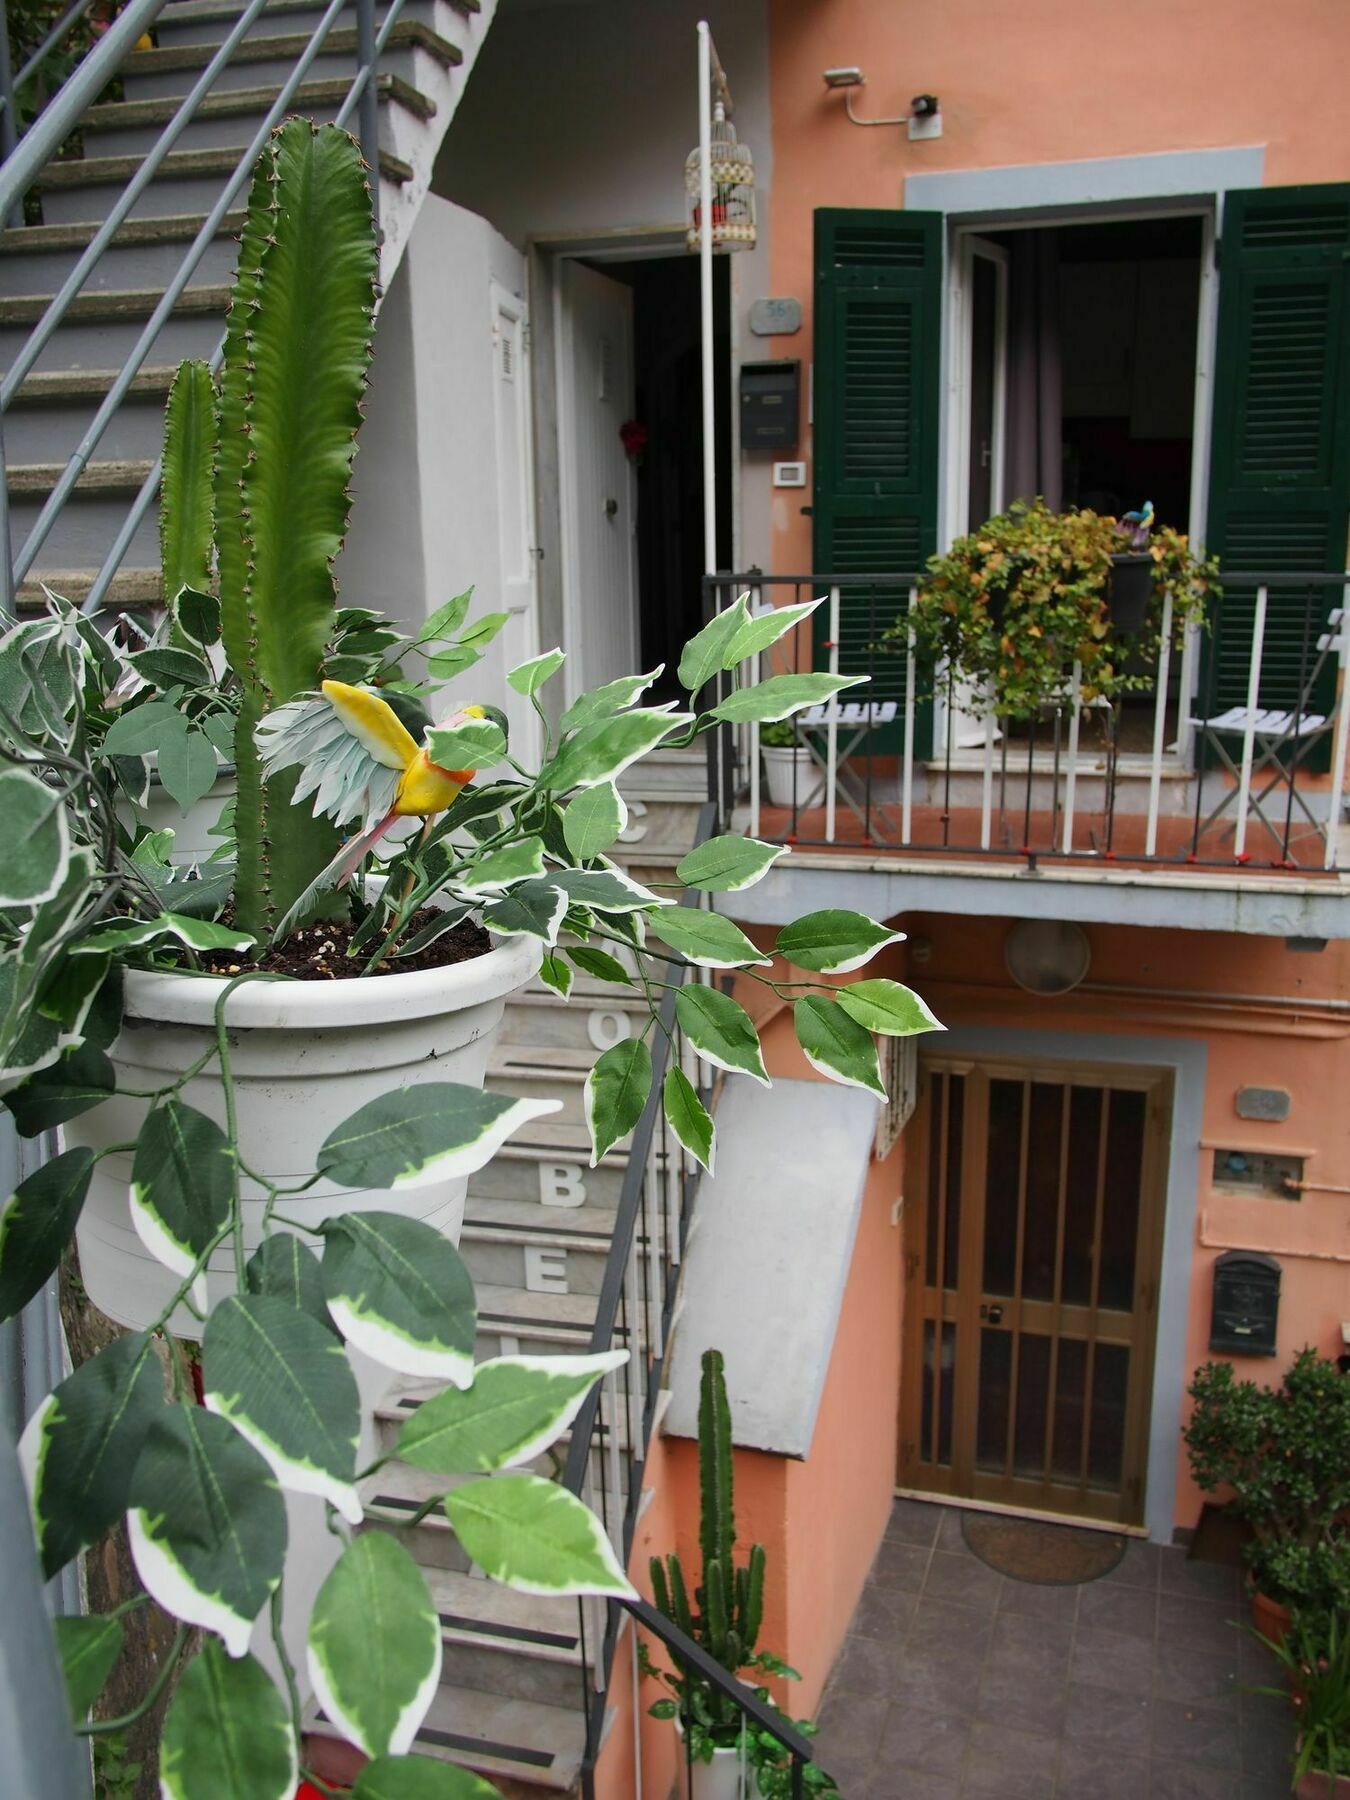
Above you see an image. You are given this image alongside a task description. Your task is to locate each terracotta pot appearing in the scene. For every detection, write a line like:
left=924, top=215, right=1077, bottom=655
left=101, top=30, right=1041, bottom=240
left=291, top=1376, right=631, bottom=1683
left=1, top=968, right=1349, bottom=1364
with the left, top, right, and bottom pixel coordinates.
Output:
left=1295, top=1769, right=1350, bottom=1798
left=1250, top=1585, right=1293, bottom=1646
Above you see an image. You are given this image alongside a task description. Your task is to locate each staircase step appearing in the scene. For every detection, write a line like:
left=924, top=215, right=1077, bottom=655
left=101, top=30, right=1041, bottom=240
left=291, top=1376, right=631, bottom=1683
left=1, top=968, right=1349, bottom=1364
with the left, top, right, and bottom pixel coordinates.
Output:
left=422, top=1568, right=585, bottom=1709
left=311, top=1682, right=587, bottom=1792
left=80, top=71, right=435, bottom=160
left=123, top=19, right=461, bottom=82
left=489, top=1049, right=593, bottom=1127
left=15, top=566, right=161, bottom=611
left=459, top=1199, right=629, bottom=1296
left=0, top=210, right=247, bottom=298
left=3, top=368, right=183, bottom=464
left=474, top=1281, right=600, bottom=1356
left=7, top=459, right=155, bottom=498
left=500, top=988, right=650, bottom=1053
left=470, top=1138, right=636, bottom=1210
left=154, top=0, right=477, bottom=41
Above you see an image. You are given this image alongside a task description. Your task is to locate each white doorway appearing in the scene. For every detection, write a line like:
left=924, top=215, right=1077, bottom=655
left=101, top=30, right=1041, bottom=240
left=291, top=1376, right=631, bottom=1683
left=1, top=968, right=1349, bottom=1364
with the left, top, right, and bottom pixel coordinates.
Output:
left=556, top=259, right=639, bottom=697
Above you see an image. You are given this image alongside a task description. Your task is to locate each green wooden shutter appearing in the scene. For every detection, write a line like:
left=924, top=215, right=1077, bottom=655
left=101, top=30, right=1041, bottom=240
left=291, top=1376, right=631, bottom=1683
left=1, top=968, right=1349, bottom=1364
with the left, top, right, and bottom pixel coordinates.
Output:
left=813, top=208, right=942, bottom=752
left=1204, top=184, right=1350, bottom=746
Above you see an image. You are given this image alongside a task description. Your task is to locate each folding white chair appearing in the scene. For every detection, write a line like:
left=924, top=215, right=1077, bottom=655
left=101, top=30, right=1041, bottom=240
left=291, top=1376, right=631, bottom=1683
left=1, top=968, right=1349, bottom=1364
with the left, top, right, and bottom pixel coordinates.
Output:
left=796, top=700, right=899, bottom=835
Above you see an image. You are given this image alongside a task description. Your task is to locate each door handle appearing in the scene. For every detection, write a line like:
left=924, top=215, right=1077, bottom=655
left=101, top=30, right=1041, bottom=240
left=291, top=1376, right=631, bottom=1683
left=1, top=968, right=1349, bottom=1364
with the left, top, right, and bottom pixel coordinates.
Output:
left=979, top=1303, right=1004, bottom=1324
left=604, top=497, right=618, bottom=518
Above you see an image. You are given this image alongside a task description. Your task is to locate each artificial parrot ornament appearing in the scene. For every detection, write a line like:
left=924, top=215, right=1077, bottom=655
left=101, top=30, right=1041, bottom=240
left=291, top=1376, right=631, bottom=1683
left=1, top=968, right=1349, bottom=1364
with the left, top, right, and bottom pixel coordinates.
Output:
left=1118, top=499, right=1155, bottom=550
left=257, top=680, right=502, bottom=888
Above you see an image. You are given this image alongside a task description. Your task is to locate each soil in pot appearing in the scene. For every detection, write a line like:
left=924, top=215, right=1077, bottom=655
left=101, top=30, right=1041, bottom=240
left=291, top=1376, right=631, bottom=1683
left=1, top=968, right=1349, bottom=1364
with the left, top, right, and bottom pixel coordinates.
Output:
left=197, top=909, right=492, bottom=979
left=1108, top=553, right=1153, bottom=632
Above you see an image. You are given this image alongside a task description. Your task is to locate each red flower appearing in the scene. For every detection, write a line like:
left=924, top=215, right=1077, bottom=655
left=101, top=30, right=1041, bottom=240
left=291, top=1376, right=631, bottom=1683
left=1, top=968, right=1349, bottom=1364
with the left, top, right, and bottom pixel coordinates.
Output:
left=619, top=419, right=649, bottom=460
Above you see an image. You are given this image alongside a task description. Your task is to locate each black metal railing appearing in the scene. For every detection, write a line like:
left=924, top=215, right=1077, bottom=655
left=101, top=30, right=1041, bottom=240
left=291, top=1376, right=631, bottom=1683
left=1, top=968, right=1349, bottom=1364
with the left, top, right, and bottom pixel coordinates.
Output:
left=0, top=0, right=399, bottom=618
left=704, top=569, right=1350, bottom=875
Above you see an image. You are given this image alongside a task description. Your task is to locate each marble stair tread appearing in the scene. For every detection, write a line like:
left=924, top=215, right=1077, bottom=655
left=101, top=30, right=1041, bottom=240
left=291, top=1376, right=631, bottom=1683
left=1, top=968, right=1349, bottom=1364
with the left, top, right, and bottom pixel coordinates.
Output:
left=491, top=1044, right=604, bottom=1076
left=478, top=1116, right=629, bottom=1160
left=462, top=1195, right=621, bottom=1242
left=473, top=1282, right=600, bottom=1336
left=421, top=1568, right=585, bottom=1665
left=308, top=1683, right=587, bottom=1793
left=120, top=19, right=463, bottom=78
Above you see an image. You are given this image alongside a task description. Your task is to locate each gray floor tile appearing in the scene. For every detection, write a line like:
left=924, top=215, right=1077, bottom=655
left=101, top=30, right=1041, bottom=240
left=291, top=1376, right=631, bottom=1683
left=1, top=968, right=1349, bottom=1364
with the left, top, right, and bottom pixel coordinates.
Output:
left=1150, top=1698, right=1242, bottom=1768
left=964, top=1720, right=1058, bottom=1799
left=909, top=1595, right=994, bottom=1659
left=975, top=1659, right=1069, bottom=1736
left=997, top=1575, right=1082, bottom=1623
left=1148, top=1758, right=1243, bottom=1799
left=1158, top=1550, right=1242, bottom=1603
left=989, top=1609, right=1075, bottom=1668
left=812, top=1751, right=874, bottom=1797
left=885, top=1498, right=943, bottom=1547
left=1152, top=1639, right=1240, bottom=1711
left=1098, top=1538, right=1165, bottom=1592
left=1157, top=1592, right=1245, bottom=1653
left=923, top=1548, right=1004, bottom=1609
left=877, top=1701, right=970, bottom=1776
left=888, top=1644, right=981, bottom=1715
left=1070, top=1622, right=1157, bottom=1696
left=827, top=1635, right=897, bottom=1704
left=1077, top=1579, right=1159, bottom=1641
left=864, top=1766, right=960, bottom=1800
left=813, top=1690, right=889, bottom=1766
left=1062, top=1681, right=1154, bottom=1752
left=870, top=1537, right=931, bottom=1593
left=849, top=1583, right=918, bottom=1641
left=935, top=1506, right=973, bottom=1553
left=1239, top=1701, right=1297, bottom=1784
left=1057, top=1739, right=1151, bottom=1798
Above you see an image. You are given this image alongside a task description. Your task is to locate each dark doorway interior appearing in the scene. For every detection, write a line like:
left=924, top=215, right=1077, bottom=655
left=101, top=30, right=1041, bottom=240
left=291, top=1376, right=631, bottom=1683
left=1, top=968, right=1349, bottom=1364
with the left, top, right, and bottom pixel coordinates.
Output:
left=598, top=254, right=731, bottom=698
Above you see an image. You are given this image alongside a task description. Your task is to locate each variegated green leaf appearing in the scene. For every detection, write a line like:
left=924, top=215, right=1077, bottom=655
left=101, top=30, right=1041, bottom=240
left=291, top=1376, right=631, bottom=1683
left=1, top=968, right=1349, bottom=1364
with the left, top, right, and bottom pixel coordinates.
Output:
left=674, top=985, right=770, bottom=1087
left=5, top=1040, right=115, bottom=1136
left=506, top=647, right=565, bottom=695
left=0, top=1146, right=94, bottom=1322
left=397, top=1349, right=627, bottom=1474
left=458, top=836, right=546, bottom=893
left=423, top=718, right=507, bottom=771
left=793, top=995, right=886, bottom=1098
left=308, top=1535, right=441, bottom=1759
left=675, top=835, right=787, bottom=893
left=648, top=909, right=771, bottom=971
left=445, top=1474, right=637, bottom=1598
left=245, top=1232, right=337, bottom=1336
left=354, top=1755, right=500, bottom=1799
left=663, top=1066, right=714, bottom=1174
left=584, top=1037, right=652, bottom=1166
left=130, top=1099, right=234, bottom=1312
left=552, top=866, right=666, bottom=913
left=835, top=978, right=945, bottom=1037
left=203, top=1293, right=360, bottom=1522
left=480, top=879, right=567, bottom=944
left=567, top=945, right=633, bottom=987
left=721, top=596, right=823, bottom=667
left=320, top=1211, right=477, bottom=1385
left=159, top=1644, right=297, bottom=1800
left=710, top=672, right=865, bottom=724
left=73, top=913, right=256, bottom=957
left=19, top=1331, right=160, bottom=1577
left=558, top=666, right=664, bottom=735
left=158, top=727, right=220, bottom=816
left=678, top=594, right=749, bottom=693
left=775, top=909, right=905, bottom=974
left=54, top=1612, right=123, bottom=1721
left=543, top=708, right=693, bottom=793
left=318, top=1084, right=561, bottom=1191
left=561, top=781, right=627, bottom=860
left=0, top=766, right=70, bottom=905
left=537, top=952, right=573, bottom=999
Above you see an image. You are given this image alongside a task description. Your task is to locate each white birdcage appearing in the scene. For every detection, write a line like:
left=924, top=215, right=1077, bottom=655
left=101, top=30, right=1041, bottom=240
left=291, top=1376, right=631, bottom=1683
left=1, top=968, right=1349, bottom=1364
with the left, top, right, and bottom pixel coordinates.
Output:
left=685, top=101, right=756, bottom=252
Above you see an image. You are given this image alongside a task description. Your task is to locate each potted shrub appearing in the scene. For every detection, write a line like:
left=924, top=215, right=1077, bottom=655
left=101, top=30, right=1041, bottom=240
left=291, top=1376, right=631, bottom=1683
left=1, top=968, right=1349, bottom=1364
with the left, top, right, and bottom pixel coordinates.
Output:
left=642, top=1351, right=837, bottom=1800
left=1256, top=1609, right=1350, bottom=1797
left=884, top=499, right=1215, bottom=722
left=1184, top=1351, right=1350, bottom=1637
left=759, top=717, right=823, bottom=810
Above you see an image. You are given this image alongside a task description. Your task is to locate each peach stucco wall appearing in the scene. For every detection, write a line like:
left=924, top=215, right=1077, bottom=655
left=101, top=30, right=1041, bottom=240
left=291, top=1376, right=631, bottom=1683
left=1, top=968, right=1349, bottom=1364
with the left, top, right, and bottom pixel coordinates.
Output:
left=761, top=0, right=1350, bottom=574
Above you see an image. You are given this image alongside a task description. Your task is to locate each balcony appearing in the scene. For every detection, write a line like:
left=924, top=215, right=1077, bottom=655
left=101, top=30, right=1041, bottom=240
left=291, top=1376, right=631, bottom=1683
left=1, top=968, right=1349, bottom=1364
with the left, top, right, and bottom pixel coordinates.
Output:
left=706, top=571, right=1350, bottom=939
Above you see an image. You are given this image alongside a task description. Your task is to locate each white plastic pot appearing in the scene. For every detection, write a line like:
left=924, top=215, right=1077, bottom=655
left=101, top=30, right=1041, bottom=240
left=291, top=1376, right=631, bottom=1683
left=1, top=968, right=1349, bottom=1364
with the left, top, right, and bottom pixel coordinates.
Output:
left=68, top=930, right=541, bottom=1335
left=690, top=1749, right=754, bottom=1800
left=116, top=764, right=237, bottom=867
left=761, top=744, right=823, bottom=811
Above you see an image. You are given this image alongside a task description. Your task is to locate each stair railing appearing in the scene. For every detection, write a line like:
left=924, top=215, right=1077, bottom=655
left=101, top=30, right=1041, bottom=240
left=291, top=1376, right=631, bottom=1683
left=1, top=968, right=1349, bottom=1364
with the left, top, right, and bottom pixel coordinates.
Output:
left=0, top=0, right=396, bottom=619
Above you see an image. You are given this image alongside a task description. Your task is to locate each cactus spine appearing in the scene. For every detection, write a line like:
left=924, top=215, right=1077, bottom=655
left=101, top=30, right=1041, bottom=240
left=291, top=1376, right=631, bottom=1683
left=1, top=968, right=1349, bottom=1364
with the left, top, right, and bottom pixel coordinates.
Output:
left=214, top=119, right=378, bottom=932
left=649, top=1348, right=766, bottom=1691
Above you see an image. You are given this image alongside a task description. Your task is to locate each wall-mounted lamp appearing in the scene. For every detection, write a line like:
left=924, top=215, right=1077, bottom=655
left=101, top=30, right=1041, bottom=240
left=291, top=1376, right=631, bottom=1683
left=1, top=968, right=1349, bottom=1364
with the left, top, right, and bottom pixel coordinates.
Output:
left=821, top=67, right=942, bottom=139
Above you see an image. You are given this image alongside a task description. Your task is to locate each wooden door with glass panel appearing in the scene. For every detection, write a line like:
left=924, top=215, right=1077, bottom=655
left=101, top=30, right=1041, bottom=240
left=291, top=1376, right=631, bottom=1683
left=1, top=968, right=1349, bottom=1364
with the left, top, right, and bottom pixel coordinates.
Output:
left=900, top=1057, right=1170, bottom=1526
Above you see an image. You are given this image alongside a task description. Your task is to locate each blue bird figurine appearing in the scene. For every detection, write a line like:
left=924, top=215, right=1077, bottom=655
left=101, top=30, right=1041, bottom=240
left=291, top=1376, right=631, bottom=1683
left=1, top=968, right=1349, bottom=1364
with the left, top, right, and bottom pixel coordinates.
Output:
left=1119, top=499, right=1155, bottom=550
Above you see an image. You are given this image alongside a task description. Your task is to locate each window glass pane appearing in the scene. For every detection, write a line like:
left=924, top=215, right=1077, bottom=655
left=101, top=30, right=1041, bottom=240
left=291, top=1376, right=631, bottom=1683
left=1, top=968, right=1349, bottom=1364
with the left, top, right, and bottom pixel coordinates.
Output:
left=938, top=1321, right=957, bottom=1467
left=1098, top=1090, right=1146, bottom=1311
left=942, top=1077, right=964, bottom=1291
left=1020, top=1085, right=1065, bottom=1302
left=921, top=1318, right=935, bottom=1459
left=924, top=1077, right=943, bottom=1286
left=1088, top=1343, right=1130, bottom=1491
left=1061, top=1086, right=1103, bottom=1307
left=976, top=1326, right=1012, bottom=1473
left=982, top=1079, right=1023, bottom=1296
left=1052, top=1337, right=1087, bottom=1481
left=1014, top=1331, right=1051, bottom=1479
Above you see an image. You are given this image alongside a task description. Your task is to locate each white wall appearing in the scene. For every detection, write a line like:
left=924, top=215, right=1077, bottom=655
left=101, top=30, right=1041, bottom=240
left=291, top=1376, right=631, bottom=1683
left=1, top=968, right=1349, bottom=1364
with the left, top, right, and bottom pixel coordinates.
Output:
left=342, top=194, right=542, bottom=759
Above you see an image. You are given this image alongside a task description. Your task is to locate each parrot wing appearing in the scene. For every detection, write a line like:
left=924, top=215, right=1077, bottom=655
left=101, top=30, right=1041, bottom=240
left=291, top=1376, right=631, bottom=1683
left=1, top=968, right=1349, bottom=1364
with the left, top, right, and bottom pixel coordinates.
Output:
left=255, top=693, right=399, bottom=829
left=321, top=679, right=420, bottom=769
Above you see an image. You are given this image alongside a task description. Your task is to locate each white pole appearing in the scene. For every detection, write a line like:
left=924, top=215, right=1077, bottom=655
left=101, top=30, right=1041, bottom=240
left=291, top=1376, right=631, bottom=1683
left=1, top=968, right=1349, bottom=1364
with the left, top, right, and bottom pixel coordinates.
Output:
left=1233, top=585, right=1267, bottom=860
left=901, top=584, right=917, bottom=844
left=1145, top=588, right=1174, bottom=858
left=697, top=21, right=716, bottom=578
left=825, top=584, right=840, bottom=843
left=1324, top=587, right=1350, bottom=871
left=1062, top=662, right=1082, bottom=854
left=980, top=710, right=995, bottom=850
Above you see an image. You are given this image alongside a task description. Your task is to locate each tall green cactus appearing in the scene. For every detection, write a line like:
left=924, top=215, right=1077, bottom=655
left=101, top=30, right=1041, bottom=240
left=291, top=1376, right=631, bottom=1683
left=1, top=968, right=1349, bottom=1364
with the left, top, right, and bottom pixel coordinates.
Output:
left=159, top=359, right=216, bottom=606
left=215, top=119, right=378, bottom=932
left=649, top=1348, right=767, bottom=1691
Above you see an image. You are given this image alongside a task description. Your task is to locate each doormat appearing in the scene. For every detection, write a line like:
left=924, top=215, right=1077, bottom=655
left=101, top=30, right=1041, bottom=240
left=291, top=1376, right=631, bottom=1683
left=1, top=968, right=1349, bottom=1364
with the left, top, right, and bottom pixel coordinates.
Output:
left=960, top=1512, right=1127, bottom=1585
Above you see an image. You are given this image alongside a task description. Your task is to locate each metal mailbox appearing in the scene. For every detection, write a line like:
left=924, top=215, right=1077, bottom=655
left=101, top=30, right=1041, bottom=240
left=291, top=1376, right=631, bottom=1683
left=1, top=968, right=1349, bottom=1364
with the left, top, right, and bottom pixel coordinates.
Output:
left=1209, top=1250, right=1281, bottom=1357
left=739, top=359, right=800, bottom=451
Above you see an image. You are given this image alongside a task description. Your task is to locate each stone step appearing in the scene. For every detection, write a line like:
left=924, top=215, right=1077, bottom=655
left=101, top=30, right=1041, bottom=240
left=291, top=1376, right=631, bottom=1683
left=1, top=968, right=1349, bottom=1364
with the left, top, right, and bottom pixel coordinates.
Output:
left=118, top=20, right=459, bottom=106
left=473, top=1281, right=601, bottom=1359
left=0, top=212, right=245, bottom=297
left=422, top=1567, right=585, bottom=1711
left=488, top=1049, right=594, bottom=1128
left=458, top=1199, right=632, bottom=1296
left=7, top=459, right=160, bottom=570
left=79, top=70, right=434, bottom=161
left=308, top=1681, right=587, bottom=1793
left=153, top=0, right=476, bottom=48
left=35, top=140, right=412, bottom=228
left=617, top=745, right=710, bottom=794
left=499, top=986, right=650, bottom=1053
left=4, top=368, right=183, bottom=467
left=607, top=790, right=706, bottom=855
left=0, top=279, right=232, bottom=375
left=15, top=565, right=161, bottom=612
left=470, top=1136, right=638, bottom=1210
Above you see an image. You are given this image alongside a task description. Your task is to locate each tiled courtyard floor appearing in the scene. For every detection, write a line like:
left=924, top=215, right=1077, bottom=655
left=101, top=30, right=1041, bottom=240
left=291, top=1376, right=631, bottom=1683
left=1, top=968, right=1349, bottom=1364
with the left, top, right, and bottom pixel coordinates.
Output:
left=814, top=1498, right=1297, bottom=1799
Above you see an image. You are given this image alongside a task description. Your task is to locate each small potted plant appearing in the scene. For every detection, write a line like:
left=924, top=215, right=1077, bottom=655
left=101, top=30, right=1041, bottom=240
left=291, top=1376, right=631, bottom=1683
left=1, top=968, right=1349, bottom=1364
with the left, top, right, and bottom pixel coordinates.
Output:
left=1184, top=1351, right=1350, bottom=1640
left=642, top=1350, right=837, bottom=1799
left=884, top=499, right=1215, bottom=722
left=1256, top=1608, right=1350, bottom=1797
left=759, top=717, right=823, bottom=810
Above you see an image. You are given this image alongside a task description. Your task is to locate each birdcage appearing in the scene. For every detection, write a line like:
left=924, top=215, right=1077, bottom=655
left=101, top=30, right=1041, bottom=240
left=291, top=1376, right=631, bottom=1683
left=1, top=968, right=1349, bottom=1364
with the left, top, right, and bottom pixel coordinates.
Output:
left=685, top=102, right=756, bottom=251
